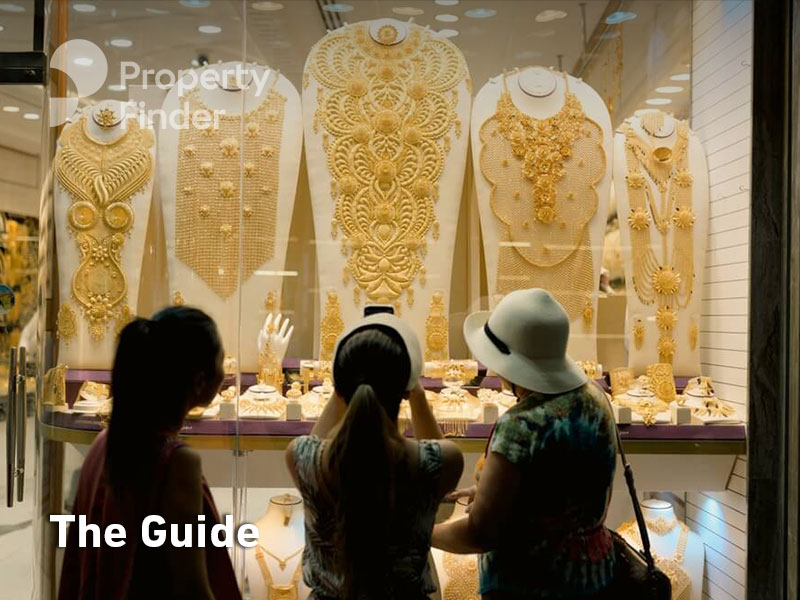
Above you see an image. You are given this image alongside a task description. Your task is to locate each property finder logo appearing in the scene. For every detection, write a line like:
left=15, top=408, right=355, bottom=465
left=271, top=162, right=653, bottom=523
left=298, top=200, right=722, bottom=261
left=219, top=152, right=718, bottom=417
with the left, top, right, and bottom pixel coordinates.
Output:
left=49, top=39, right=108, bottom=127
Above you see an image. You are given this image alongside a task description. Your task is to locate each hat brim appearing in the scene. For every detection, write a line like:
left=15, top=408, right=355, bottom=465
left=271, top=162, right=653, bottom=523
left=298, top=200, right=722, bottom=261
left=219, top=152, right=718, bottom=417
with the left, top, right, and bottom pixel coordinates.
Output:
left=463, top=311, right=588, bottom=395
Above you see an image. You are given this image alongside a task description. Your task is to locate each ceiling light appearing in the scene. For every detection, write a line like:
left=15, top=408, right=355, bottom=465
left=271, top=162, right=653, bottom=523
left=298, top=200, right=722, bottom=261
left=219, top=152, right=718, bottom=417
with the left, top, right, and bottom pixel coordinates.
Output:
left=198, top=24, right=222, bottom=33
left=0, top=3, right=24, bottom=12
left=670, top=73, right=690, bottom=81
left=252, top=1, right=284, bottom=10
left=2, top=105, right=20, bottom=112
left=322, top=3, right=353, bottom=12
left=435, top=0, right=459, bottom=5
left=23, top=113, right=39, bottom=120
left=656, top=86, right=683, bottom=94
left=645, top=98, right=672, bottom=106
left=392, top=6, right=423, bottom=16
left=109, top=38, right=133, bottom=48
left=435, top=14, right=458, bottom=22
left=74, top=57, right=94, bottom=66
left=531, top=29, right=556, bottom=38
left=145, top=7, right=169, bottom=14
left=465, top=7, right=496, bottom=18
left=72, top=3, right=96, bottom=12
left=605, top=11, right=636, bottom=24
left=437, top=29, right=458, bottom=38
left=107, top=83, right=127, bottom=92
left=180, top=0, right=210, bottom=7
left=536, top=9, right=567, bottom=23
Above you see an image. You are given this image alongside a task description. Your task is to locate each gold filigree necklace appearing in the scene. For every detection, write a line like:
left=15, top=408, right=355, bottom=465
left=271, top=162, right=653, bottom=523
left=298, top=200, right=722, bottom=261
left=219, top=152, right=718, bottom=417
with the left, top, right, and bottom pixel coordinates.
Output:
left=308, top=23, right=467, bottom=308
left=54, top=117, right=154, bottom=341
left=480, top=71, right=605, bottom=326
left=619, top=520, right=691, bottom=600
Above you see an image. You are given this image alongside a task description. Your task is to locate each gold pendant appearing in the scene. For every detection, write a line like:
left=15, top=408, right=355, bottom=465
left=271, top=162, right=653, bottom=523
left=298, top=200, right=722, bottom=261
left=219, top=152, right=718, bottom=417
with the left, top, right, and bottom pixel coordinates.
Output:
left=42, top=364, right=68, bottom=406
left=264, top=291, right=277, bottom=314
left=173, top=291, right=185, bottom=306
left=57, top=303, right=78, bottom=342
left=689, top=319, right=698, bottom=351
left=319, top=290, right=344, bottom=362
left=646, top=362, right=676, bottom=403
left=425, top=291, right=449, bottom=361
left=632, top=320, right=645, bottom=350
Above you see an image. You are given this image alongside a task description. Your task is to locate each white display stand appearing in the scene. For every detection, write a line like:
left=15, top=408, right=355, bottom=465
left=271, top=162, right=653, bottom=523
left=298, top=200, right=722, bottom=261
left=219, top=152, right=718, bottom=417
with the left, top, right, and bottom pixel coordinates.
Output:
left=619, top=499, right=704, bottom=600
left=158, top=62, right=302, bottom=371
left=54, top=100, right=155, bottom=369
left=471, top=67, right=612, bottom=362
left=245, top=493, right=310, bottom=600
left=612, top=111, right=709, bottom=376
left=302, top=19, right=471, bottom=356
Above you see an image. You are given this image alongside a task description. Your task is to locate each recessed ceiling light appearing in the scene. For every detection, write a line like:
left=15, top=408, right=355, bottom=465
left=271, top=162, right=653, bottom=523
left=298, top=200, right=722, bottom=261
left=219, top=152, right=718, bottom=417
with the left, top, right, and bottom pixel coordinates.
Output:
left=74, top=57, right=94, bottom=66
left=645, top=98, right=672, bottom=106
left=670, top=73, right=690, bottom=81
left=435, top=0, right=459, bottom=5
left=656, top=86, right=683, bottom=94
left=465, top=7, right=496, bottom=18
left=180, top=0, right=210, bottom=7
left=536, top=9, right=567, bottom=23
left=438, top=28, right=459, bottom=38
left=322, top=3, right=353, bottom=12
left=435, top=14, right=458, bottom=22
left=107, top=83, right=127, bottom=92
left=72, top=3, right=96, bottom=12
left=109, top=38, right=133, bottom=48
left=2, top=105, right=20, bottom=112
left=0, top=3, right=24, bottom=13
left=23, top=113, right=39, bottom=120
left=531, top=29, right=556, bottom=38
left=392, top=6, right=423, bottom=16
left=198, top=24, right=222, bottom=33
left=252, top=1, right=284, bottom=10
left=605, top=11, right=636, bottom=24
left=145, top=7, right=169, bottom=14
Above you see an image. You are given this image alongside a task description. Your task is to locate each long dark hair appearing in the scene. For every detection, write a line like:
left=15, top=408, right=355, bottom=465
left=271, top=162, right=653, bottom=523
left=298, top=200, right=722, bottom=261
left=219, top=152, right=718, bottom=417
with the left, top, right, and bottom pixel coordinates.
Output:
left=327, top=327, right=411, bottom=600
left=106, top=306, right=222, bottom=498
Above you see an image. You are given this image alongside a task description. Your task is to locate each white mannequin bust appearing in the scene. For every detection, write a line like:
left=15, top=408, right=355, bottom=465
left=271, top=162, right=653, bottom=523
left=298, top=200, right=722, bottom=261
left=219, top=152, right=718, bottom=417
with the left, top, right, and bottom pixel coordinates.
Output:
left=245, top=493, right=309, bottom=600
left=158, top=62, right=302, bottom=372
left=612, top=110, right=709, bottom=376
left=302, top=19, right=471, bottom=359
left=54, top=99, right=155, bottom=369
left=620, top=499, right=704, bottom=600
left=471, top=67, right=612, bottom=361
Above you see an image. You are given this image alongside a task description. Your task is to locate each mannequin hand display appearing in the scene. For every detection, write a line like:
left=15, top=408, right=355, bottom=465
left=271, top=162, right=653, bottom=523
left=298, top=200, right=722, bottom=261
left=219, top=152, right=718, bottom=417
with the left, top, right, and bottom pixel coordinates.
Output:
left=257, top=313, right=294, bottom=363
left=408, top=382, right=444, bottom=440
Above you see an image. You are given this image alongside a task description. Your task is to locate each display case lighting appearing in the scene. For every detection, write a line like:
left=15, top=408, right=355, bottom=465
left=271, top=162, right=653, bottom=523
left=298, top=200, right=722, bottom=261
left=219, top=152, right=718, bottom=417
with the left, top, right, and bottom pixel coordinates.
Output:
left=73, top=57, right=94, bottom=66
left=145, top=7, right=169, bottom=14
left=252, top=1, right=284, bottom=10
left=645, top=98, right=672, bottom=106
left=656, top=86, right=683, bottom=94
left=435, top=0, right=459, bottom=6
left=322, top=3, right=353, bottom=12
left=109, top=38, right=133, bottom=48
left=670, top=73, right=691, bottom=81
left=0, top=3, right=24, bottom=12
left=605, top=11, right=636, bottom=24
left=535, top=10, right=567, bottom=23
left=438, top=28, right=458, bottom=38
left=2, top=105, right=20, bottom=112
left=72, top=3, right=97, bottom=13
left=392, top=6, right=424, bottom=16
left=465, top=8, right=496, bottom=19
left=23, top=113, right=39, bottom=121
left=198, top=24, right=222, bottom=34
left=180, top=0, right=211, bottom=7
left=435, top=14, right=458, bottom=22
left=107, top=83, right=126, bottom=92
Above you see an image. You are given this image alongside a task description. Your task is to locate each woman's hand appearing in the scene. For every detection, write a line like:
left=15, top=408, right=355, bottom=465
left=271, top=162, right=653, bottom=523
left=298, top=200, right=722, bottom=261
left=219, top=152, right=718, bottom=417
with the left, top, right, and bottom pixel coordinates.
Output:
left=408, top=382, right=443, bottom=440
left=445, top=485, right=476, bottom=510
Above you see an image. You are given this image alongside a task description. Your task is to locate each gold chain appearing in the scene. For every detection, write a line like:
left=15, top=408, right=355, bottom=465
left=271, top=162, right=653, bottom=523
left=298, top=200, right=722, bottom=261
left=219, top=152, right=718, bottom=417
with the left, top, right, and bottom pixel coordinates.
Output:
left=308, top=24, right=466, bottom=307
left=319, top=289, right=344, bottom=362
left=54, top=117, right=153, bottom=341
left=618, top=520, right=691, bottom=600
left=425, top=290, right=449, bottom=361
left=480, top=71, right=605, bottom=323
left=175, top=86, right=285, bottom=300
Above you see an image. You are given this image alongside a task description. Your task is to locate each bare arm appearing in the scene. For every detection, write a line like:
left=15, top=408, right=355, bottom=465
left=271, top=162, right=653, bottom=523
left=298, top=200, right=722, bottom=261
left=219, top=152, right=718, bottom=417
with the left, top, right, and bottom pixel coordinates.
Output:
left=161, top=447, right=216, bottom=600
left=431, top=451, right=521, bottom=554
left=310, top=391, right=347, bottom=438
left=408, top=383, right=443, bottom=440
left=436, top=440, right=464, bottom=499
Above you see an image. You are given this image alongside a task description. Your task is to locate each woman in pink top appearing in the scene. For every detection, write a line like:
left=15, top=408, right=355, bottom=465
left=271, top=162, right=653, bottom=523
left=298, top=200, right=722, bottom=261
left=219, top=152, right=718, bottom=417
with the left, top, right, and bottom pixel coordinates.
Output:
left=58, top=307, right=241, bottom=600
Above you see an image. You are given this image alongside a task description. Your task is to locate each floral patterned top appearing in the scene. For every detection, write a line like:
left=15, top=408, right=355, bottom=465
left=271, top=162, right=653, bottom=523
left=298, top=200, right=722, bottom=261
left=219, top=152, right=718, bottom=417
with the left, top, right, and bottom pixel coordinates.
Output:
left=479, top=382, right=617, bottom=598
left=293, top=435, right=443, bottom=600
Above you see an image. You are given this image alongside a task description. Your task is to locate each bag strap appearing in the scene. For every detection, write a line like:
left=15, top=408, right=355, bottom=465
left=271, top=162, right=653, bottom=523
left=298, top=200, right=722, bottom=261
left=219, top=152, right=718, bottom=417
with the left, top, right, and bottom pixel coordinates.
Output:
left=595, top=382, right=657, bottom=571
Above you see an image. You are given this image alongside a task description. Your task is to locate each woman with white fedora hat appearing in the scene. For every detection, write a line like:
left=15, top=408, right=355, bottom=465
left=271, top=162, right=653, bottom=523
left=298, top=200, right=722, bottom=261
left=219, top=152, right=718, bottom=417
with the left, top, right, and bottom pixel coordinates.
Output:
left=285, top=313, right=464, bottom=600
left=432, top=288, right=618, bottom=599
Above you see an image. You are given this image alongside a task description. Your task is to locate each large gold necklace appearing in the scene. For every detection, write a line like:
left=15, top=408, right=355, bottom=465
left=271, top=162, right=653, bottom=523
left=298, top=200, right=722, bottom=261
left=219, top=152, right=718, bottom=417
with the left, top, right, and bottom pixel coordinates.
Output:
left=54, top=117, right=154, bottom=341
left=442, top=552, right=480, bottom=600
left=308, top=23, right=467, bottom=308
left=175, top=84, right=285, bottom=300
left=480, top=71, right=605, bottom=325
left=255, top=545, right=303, bottom=600
left=622, top=117, right=694, bottom=364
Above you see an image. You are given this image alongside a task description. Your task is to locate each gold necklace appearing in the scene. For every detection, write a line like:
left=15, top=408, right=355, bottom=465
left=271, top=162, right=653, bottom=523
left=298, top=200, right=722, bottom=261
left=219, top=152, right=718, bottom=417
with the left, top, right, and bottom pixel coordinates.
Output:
left=308, top=23, right=466, bottom=309
left=258, top=544, right=304, bottom=571
left=618, top=521, right=691, bottom=600
left=54, top=117, right=153, bottom=341
left=174, top=84, right=285, bottom=300
left=255, top=545, right=303, bottom=600
left=442, top=552, right=480, bottom=600
left=425, top=290, right=449, bottom=361
left=622, top=117, right=694, bottom=365
left=319, top=289, right=344, bottom=362
left=480, top=71, right=605, bottom=325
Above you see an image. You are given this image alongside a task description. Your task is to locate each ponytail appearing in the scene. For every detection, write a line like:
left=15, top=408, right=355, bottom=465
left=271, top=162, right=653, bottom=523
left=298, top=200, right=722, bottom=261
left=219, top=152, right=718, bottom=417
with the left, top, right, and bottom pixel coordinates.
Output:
left=327, top=327, right=411, bottom=599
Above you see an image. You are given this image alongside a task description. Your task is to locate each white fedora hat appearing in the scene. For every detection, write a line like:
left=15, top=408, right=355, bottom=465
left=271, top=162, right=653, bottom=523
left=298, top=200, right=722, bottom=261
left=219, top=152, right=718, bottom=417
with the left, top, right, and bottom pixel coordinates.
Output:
left=463, top=288, right=587, bottom=395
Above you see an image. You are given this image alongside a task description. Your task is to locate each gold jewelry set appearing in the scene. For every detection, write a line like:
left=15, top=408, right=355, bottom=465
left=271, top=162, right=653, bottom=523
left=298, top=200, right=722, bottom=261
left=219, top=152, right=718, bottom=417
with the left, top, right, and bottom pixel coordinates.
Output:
left=684, top=376, right=736, bottom=419
left=622, top=115, right=695, bottom=365
left=255, top=544, right=303, bottom=600
left=479, top=70, right=604, bottom=327
left=55, top=117, right=153, bottom=342
left=577, top=360, right=603, bottom=379
left=308, top=23, right=466, bottom=311
left=618, top=519, right=692, bottom=600
left=175, top=84, right=285, bottom=301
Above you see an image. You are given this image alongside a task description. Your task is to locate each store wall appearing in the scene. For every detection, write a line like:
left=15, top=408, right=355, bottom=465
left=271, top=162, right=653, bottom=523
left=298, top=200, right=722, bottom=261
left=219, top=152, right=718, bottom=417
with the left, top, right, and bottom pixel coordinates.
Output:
left=688, top=1, right=752, bottom=598
left=0, top=145, right=39, bottom=218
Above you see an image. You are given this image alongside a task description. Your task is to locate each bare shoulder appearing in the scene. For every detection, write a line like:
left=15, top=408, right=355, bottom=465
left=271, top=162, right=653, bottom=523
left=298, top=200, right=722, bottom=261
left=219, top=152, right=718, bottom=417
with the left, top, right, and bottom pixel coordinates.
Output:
left=437, top=440, right=464, bottom=469
left=162, top=445, right=204, bottom=518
